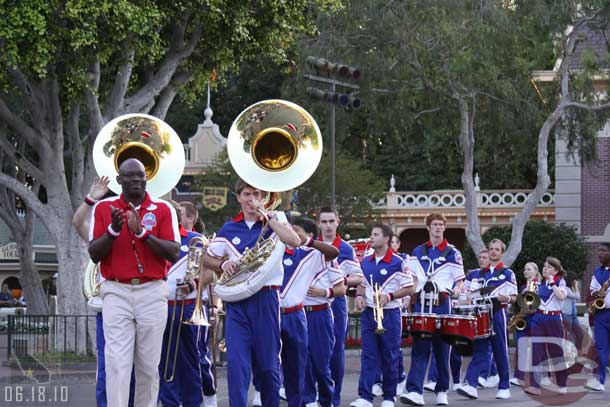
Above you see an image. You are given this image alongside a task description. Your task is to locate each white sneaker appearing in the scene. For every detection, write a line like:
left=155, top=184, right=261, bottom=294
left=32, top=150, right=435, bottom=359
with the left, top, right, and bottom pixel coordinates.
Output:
left=495, top=389, right=510, bottom=399
left=397, top=379, right=407, bottom=396
left=451, top=383, right=462, bottom=392
left=372, top=383, right=383, bottom=397
left=400, top=391, right=425, bottom=406
left=436, top=391, right=448, bottom=406
left=509, top=377, right=522, bottom=387
left=424, top=381, right=437, bottom=392
left=485, top=374, right=499, bottom=388
left=477, top=377, right=487, bottom=388
left=381, top=400, right=395, bottom=407
left=557, top=387, right=568, bottom=394
left=540, top=376, right=552, bottom=386
left=349, top=398, right=373, bottom=407
left=252, top=391, right=262, bottom=407
left=305, top=403, right=318, bottom=407
left=203, top=394, right=217, bottom=407
left=456, top=384, right=478, bottom=399
left=279, top=387, right=287, bottom=400
left=585, top=378, right=605, bottom=391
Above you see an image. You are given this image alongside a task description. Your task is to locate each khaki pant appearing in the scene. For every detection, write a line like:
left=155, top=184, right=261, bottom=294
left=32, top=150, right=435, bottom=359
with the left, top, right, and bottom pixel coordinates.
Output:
left=101, top=279, right=169, bottom=407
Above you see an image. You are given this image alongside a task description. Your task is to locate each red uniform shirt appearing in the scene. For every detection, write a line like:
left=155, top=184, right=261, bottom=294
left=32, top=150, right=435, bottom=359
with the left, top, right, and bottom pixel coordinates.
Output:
left=89, top=192, right=180, bottom=281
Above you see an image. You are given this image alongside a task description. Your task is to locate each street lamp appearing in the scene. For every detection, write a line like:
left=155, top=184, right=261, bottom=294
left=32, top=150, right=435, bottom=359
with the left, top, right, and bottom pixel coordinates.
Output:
left=305, top=56, right=361, bottom=209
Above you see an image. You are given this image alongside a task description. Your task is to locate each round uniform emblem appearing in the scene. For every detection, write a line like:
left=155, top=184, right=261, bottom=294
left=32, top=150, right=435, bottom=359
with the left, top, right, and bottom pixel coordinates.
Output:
left=380, top=269, right=388, bottom=276
left=499, top=274, right=505, bottom=280
left=142, top=212, right=157, bottom=231
left=180, top=245, right=189, bottom=252
left=232, top=237, right=241, bottom=245
left=284, top=258, right=293, bottom=266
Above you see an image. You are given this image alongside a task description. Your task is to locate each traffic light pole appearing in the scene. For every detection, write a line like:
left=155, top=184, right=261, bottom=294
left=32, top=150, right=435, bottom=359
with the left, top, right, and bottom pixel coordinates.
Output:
left=330, top=82, right=336, bottom=209
left=304, top=58, right=360, bottom=210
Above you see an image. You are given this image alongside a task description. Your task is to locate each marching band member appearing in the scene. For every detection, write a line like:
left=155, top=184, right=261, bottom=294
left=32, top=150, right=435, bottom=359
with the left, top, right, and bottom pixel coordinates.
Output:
left=372, top=235, right=408, bottom=397
left=317, top=206, right=364, bottom=407
left=461, top=250, right=496, bottom=390
left=522, top=257, right=568, bottom=395
left=401, top=213, right=464, bottom=407
left=158, top=203, right=209, bottom=407
left=586, top=243, right=610, bottom=392
left=510, top=261, right=540, bottom=387
left=458, top=239, right=516, bottom=400
left=73, top=176, right=136, bottom=407
left=88, top=159, right=180, bottom=407
left=350, top=224, right=414, bottom=407
left=179, top=202, right=218, bottom=407
left=206, top=179, right=301, bottom=407
left=280, top=217, right=339, bottom=407
left=303, top=230, right=346, bottom=407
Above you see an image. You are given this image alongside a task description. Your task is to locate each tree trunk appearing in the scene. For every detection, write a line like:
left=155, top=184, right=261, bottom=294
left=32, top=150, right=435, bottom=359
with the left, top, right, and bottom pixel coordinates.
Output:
left=457, top=96, right=486, bottom=256
left=17, top=238, right=49, bottom=315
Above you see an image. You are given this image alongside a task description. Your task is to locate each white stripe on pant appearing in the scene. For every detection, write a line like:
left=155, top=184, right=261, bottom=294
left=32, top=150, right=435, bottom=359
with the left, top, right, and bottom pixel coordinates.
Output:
left=101, top=279, right=169, bottom=407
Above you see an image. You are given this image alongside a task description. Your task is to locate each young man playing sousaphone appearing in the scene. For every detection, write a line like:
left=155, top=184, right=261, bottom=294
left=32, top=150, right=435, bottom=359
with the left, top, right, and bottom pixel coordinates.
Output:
left=206, top=178, right=302, bottom=407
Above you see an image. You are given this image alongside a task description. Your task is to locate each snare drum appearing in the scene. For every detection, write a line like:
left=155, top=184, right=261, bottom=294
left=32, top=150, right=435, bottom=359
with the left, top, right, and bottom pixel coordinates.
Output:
left=439, top=314, right=476, bottom=356
left=474, top=303, right=492, bottom=338
left=401, top=313, right=410, bottom=338
left=407, top=313, right=438, bottom=339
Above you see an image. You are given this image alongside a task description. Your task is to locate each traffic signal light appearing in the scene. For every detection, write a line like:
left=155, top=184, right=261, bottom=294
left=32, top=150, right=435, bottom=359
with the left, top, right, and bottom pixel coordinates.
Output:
left=306, top=56, right=361, bottom=82
left=307, top=87, right=361, bottom=110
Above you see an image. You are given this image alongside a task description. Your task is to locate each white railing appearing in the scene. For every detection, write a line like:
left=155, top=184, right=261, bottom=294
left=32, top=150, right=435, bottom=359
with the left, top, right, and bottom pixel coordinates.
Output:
left=383, top=189, right=555, bottom=209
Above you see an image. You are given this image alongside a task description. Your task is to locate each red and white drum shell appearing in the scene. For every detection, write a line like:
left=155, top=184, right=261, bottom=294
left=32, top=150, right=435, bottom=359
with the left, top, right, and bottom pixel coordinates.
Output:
left=439, top=314, right=476, bottom=355
left=407, top=313, right=438, bottom=339
left=474, top=303, right=492, bottom=338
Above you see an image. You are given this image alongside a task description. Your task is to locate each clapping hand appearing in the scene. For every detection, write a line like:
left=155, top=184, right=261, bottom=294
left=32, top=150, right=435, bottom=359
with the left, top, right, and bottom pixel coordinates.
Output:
left=109, top=205, right=124, bottom=233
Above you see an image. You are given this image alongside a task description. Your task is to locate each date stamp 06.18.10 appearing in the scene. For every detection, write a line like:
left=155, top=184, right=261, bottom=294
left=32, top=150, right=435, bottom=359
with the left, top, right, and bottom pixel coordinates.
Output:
left=1, top=385, right=69, bottom=406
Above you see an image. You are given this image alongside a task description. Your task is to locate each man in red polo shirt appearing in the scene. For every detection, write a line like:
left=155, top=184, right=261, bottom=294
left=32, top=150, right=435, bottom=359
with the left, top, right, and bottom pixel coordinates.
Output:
left=89, top=158, right=180, bottom=407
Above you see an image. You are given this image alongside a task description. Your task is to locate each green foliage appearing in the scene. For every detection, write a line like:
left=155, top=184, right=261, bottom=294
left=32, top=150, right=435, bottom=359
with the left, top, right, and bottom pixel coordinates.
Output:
left=280, top=0, right=610, bottom=191
left=296, top=151, right=385, bottom=222
left=0, top=0, right=342, bottom=102
left=462, top=221, right=588, bottom=284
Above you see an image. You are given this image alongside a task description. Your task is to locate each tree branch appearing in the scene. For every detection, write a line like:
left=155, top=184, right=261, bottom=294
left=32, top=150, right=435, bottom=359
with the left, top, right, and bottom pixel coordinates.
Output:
left=66, top=103, right=85, bottom=206
left=0, top=173, right=50, bottom=227
left=124, top=22, right=203, bottom=113
left=457, top=95, right=485, bottom=255
left=104, top=47, right=135, bottom=117
left=0, top=96, right=49, bottom=156
left=151, top=71, right=193, bottom=119
left=0, top=136, right=45, bottom=183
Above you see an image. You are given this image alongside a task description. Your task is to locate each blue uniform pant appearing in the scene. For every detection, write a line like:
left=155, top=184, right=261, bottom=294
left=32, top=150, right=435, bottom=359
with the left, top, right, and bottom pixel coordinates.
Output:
left=159, top=303, right=203, bottom=407
left=526, top=313, right=568, bottom=388
left=374, top=349, right=405, bottom=384
left=427, top=346, right=462, bottom=384
left=304, top=307, right=335, bottom=407
left=96, top=313, right=135, bottom=407
left=281, top=309, right=308, bottom=407
left=358, top=308, right=401, bottom=402
left=465, top=309, right=510, bottom=390
left=513, top=314, right=533, bottom=381
left=594, top=309, right=610, bottom=384
left=198, top=306, right=216, bottom=396
left=226, top=289, right=281, bottom=407
left=406, top=302, right=451, bottom=394
left=480, top=342, right=497, bottom=379
left=330, top=297, right=347, bottom=406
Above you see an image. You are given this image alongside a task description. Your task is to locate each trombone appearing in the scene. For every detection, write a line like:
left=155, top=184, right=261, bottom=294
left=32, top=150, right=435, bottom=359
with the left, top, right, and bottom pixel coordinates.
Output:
left=162, top=236, right=211, bottom=382
left=371, top=276, right=385, bottom=335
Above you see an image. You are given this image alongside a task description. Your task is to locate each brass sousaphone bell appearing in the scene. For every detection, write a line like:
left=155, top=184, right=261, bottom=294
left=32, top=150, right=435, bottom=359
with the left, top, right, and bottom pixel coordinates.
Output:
left=84, top=114, right=186, bottom=310
left=215, top=100, right=323, bottom=302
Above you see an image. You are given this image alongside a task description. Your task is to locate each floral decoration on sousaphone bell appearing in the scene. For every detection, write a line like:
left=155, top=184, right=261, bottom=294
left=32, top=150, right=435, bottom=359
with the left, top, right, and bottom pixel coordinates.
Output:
left=93, top=113, right=185, bottom=197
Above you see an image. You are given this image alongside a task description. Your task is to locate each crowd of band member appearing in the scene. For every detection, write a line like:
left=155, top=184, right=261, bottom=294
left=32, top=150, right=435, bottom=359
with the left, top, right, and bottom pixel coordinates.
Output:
left=72, top=158, right=610, bottom=407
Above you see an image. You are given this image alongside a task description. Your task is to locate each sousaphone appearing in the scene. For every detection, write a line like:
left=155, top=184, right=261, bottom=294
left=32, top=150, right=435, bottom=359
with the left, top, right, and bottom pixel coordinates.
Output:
left=215, top=100, right=323, bottom=302
left=84, top=114, right=186, bottom=311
